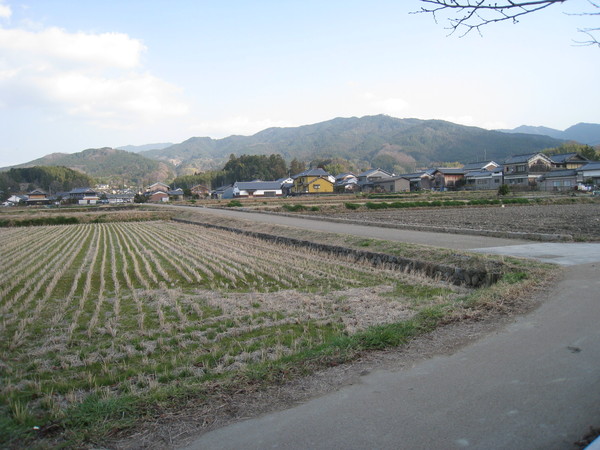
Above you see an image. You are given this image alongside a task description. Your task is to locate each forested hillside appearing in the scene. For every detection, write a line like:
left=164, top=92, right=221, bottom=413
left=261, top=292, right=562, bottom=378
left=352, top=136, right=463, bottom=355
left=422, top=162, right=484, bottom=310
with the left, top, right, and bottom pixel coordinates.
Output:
left=0, top=166, right=95, bottom=200
left=142, top=115, right=565, bottom=174
left=11, top=148, right=175, bottom=185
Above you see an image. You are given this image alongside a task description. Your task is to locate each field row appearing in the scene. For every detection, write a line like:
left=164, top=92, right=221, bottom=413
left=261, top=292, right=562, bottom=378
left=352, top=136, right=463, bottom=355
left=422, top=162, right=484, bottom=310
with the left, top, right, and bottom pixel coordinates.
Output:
left=0, top=221, right=466, bottom=435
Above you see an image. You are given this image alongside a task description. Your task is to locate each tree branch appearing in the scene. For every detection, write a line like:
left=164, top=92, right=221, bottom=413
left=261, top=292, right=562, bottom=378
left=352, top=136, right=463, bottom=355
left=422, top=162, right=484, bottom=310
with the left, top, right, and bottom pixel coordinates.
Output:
left=415, top=0, right=567, bottom=36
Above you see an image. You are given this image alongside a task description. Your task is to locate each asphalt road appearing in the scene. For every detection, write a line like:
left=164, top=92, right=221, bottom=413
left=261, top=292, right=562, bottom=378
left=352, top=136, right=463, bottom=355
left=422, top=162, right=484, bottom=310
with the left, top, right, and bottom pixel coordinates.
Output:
left=173, top=206, right=600, bottom=450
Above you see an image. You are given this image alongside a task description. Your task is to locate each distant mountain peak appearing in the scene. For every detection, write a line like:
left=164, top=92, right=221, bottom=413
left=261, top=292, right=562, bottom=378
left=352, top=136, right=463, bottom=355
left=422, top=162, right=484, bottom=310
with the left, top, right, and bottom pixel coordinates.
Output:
left=498, top=123, right=600, bottom=145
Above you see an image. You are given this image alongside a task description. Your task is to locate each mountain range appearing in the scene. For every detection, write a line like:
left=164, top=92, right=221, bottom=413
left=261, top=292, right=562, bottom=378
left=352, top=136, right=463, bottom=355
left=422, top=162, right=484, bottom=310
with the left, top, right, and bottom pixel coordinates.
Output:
left=3, top=115, right=598, bottom=186
left=138, top=115, right=570, bottom=175
left=498, top=123, right=600, bottom=146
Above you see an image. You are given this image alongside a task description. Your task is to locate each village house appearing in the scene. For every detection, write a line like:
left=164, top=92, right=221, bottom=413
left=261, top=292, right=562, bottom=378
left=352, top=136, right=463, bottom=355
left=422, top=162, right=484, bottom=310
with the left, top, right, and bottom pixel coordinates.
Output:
left=148, top=190, right=169, bottom=202
left=334, top=173, right=359, bottom=193
left=394, top=170, right=435, bottom=191
left=464, top=167, right=504, bottom=190
left=168, top=188, right=185, bottom=201
left=146, top=182, right=170, bottom=193
left=371, top=176, right=411, bottom=193
left=233, top=181, right=283, bottom=198
left=431, top=168, right=465, bottom=191
left=549, top=153, right=589, bottom=170
left=25, top=189, right=50, bottom=206
left=538, top=170, right=578, bottom=192
left=68, top=188, right=100, bottom=205
left=356, top=168, right=394, bottom=192
left=577, top=162, right=600, bottom=186
left=291, top=168, right=334, bottom=195
left=211, top=185, right=234, bottom=199
left=503, top=153, right=553, bottom=189
left=105, top=193, right=135, bottom=204
left=6, top=194, right=26, bottom=205
left=462, top=161, right=501, bottom=172
left=190, top=184, right=211, bottom=198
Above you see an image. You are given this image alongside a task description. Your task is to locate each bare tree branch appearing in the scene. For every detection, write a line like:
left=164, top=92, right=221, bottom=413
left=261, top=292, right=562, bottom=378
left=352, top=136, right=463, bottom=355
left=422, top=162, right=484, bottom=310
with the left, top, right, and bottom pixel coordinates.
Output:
left=414, top=0, right=567, bottom=37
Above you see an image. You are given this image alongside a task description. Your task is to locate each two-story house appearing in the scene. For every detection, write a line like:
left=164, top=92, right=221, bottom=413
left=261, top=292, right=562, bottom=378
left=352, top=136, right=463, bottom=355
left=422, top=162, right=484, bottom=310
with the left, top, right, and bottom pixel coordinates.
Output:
left=503, top=153, right=553, bottom=189
left=356, top=168, right=394, bottom=192
left=291, top=169, right=334, bottom=194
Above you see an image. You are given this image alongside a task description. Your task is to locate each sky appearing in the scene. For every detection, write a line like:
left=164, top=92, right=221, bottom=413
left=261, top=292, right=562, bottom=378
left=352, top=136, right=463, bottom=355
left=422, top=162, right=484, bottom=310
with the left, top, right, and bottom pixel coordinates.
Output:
left=0, top=0, right=599, bottom=167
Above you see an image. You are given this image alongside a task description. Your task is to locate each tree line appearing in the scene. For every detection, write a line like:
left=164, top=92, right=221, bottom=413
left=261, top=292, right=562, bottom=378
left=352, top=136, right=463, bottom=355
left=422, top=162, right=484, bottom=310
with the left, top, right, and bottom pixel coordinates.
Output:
left=0, top=167, right=95, bottom=201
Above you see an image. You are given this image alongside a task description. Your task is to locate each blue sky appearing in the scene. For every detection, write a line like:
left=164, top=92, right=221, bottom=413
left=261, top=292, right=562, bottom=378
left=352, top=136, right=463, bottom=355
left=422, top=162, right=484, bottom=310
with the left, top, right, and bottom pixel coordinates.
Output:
left=0, top=0, right=598, bottom=166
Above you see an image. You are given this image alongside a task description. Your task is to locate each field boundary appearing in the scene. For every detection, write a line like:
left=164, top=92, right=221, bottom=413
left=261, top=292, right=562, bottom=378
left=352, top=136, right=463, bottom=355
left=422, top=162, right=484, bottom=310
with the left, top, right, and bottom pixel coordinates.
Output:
left=207, top=206, right=574, bottom=242
left=173, top=218, right=502, bottom=287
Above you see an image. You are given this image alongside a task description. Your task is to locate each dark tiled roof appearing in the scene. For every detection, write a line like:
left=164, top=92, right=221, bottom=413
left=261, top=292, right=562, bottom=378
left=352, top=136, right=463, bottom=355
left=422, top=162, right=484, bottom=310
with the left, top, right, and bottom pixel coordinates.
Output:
left=550, top=153, right=588, bottom=163
left=357, top=168, right=393, bottom=177
left=503, top=153, right=540, bottom=164
left=579, top=162, right=600, bottom=171
left=292, top=168, right=330, bottom=178
left=434, top=168, right=465, bottom=175
left=69, top=187, right=96, bottom=194
left=539, top=169, right=577, bottom=180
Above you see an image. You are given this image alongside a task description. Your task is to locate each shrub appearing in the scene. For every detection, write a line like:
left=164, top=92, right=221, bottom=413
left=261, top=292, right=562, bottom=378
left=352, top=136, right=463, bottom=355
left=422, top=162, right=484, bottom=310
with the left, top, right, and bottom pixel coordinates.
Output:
left=282, top=204, right=308, bottom=212
left=497, top=184, right=510, bottom=196
left=365, top=202, right=389, bottom=209
left=344, top=202, right=360, bottom=210
left=226, top=200, right=243, bottom=207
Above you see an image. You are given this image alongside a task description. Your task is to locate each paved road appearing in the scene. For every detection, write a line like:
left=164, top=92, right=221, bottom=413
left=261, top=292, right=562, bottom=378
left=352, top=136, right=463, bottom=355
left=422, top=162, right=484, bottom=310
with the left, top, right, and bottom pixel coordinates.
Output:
left=174, top=207, right=600, bottom=449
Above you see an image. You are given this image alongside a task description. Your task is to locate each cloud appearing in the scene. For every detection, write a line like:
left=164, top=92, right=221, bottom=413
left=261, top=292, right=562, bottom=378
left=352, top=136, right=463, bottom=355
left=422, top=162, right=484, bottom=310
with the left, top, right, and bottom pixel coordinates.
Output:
left=190, top=116, right=293, bottom=138
left=360, top=91, right=410, bottom=115
left=0, top=23, right=188, bottom=127
left=0, top=27, right=145, bottom=69
left=0, top=2, right=11, bottom=19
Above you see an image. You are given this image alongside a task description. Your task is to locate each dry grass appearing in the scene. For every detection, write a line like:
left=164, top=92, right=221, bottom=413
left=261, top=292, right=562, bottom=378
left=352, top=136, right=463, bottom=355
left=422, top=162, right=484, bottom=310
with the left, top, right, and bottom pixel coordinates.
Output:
left=0, top=218, right=555, bottom=447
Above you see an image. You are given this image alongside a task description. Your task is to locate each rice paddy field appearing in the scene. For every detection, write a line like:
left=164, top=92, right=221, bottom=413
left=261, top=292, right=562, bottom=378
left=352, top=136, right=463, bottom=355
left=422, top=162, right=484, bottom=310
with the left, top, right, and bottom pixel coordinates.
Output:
left=0, top=219, right=548, bottom=447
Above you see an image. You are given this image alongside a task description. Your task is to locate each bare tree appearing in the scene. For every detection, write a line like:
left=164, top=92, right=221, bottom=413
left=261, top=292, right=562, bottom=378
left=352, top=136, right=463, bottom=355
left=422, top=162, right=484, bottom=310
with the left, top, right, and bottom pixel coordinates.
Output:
left=416, top=0, right=599, bottom=46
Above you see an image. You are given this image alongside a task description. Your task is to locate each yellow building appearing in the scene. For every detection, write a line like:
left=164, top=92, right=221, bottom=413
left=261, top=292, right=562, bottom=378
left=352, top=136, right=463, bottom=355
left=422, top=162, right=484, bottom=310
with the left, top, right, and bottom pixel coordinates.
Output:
left=291, top=168, right=334, bottom=194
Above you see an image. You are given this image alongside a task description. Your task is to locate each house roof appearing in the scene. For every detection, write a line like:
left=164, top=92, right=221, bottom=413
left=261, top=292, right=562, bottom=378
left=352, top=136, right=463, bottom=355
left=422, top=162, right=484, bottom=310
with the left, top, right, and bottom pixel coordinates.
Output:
left=503, top=153, right=547, bottom=164
left=292, top=168, right=330, bottom=179
left=462, top=161, right=499, bottom=171
left=168, top=188, right=184, bottom=195
left=69, top=187, right=96, bottom=194
left=212, top=184, right=233, bottom=193
left=234, top=181, right=282, bottom=190
left=579, top=162, right=600, bottom=171
left=335, top=172, right=356, bottom=180
left=433, top=168, right=465, bottom=175
left=357, top=168, right=393, bottom=178
left=550, top=153, right=588, bottom=163
left=28, top=189, right=47, bottom=195
left=372, top=176, right=411, bottom=184
left=396, top=171, right=434, bottom=179
left=539, top=169, right=577, bottom=180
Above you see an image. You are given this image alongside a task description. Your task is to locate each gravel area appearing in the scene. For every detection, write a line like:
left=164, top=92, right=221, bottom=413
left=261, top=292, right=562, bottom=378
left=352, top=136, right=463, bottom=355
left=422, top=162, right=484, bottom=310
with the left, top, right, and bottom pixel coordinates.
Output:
left=325, top=203, right=600, bottom=241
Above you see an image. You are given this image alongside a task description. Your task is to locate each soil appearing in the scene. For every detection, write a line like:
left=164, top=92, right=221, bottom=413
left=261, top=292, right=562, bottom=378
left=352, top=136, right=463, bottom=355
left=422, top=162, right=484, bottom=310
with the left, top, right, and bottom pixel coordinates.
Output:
left=111, top=299, right=545, bottom=450
left=319, top=203, right=600, bottom=241
left=102, top=203, right=598, bottom=448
